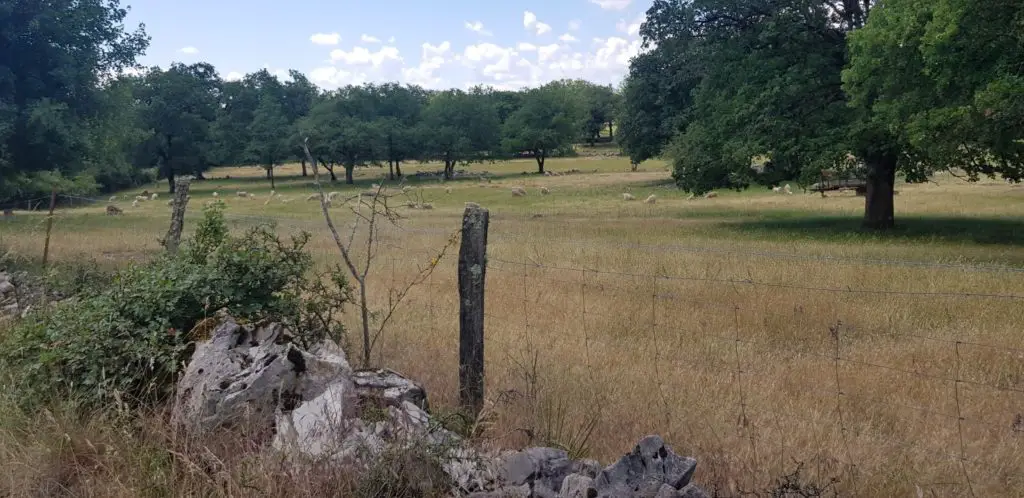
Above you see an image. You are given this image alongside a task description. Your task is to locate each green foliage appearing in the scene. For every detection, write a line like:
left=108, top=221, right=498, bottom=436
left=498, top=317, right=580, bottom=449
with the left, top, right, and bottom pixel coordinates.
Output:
left=0, top=0, right=148, bottom=202
left=134, top=63, right=221, bottom=191
left=420, top=89, right=502, bottom=179
left=186, top=201, right=230, bottom=263
left=843, top=0, right=1024, bottom=182
left=0, top=206, right=327, bottom=409
left=502, top=82, right=585, bottom=173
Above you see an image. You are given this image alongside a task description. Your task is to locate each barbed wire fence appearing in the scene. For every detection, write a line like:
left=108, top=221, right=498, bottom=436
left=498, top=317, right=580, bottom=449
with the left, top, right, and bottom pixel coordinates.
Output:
left=3, top=193, right=1023, bottom=496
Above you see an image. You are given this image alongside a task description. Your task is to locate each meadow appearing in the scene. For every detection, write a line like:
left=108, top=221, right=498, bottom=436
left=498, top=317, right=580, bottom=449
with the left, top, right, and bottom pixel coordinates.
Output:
left=2, top=155, right=1024, bottom=496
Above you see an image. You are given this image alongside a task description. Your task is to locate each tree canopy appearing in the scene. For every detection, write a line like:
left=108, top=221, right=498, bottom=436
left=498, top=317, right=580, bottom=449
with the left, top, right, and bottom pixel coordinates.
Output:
left=0, top=0, right=148, bottom=201
left=626, top=0, right=1024, bottom=228
left=502, top=82, right=585, bottom=174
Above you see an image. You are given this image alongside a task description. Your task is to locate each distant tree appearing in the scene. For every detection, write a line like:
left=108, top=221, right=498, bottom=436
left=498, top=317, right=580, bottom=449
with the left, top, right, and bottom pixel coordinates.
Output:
left=135, top=63, right=221, bottom=192
left=87, top=76, right=153, bottom=192
left=420, top=89, right=501, bottom=180
left=281, top=71, right=320, bottom=176
left=566, top=80, right=618, bottom=145
left=368, top=83, right=428, bottom=180
left=298, top=86, right=380, bottom=184
left=246, top=95, right=289, bottom=189
left=617, top=41, right=697, bottom=168
left=502, top=82, right=584, bottom=174
left=210, top=80, right=258, bottom=167
left=489, top=90, right=523, bottom=126
left=0, top=0, right=148, bottom=200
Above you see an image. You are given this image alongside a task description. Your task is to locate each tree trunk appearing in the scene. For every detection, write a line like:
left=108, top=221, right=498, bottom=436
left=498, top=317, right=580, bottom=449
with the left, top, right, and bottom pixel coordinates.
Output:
left=863, top=153, right=897, bottom=230
left=395, top=161, right=403, bottom=178
left=167, top=172, right=176, bottom=194
left=301, top=158, right=308, bottom=177
left=269, top=165, right=276, bottom=190
left=536, top=151, right=545, bottom=174
left=388, top=160, right=395, bottom=181
left=444, top=158, right=454, bottom=180
left=323, top=162, right=337, bottom=182
left=608, top=121, right=614, bottom=140
left=344, top=165, right=354, bottom=184
left=194, top=170, right=206, bottom=180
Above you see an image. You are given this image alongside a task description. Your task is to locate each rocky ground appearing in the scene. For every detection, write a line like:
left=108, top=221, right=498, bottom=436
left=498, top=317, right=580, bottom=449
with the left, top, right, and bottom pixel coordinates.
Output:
left=172, top=314, right=710, bottom=497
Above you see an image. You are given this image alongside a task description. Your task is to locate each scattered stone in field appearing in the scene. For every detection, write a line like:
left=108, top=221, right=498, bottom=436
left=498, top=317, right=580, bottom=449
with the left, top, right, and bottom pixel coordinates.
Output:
left=105, top=205, right=123, bottom=216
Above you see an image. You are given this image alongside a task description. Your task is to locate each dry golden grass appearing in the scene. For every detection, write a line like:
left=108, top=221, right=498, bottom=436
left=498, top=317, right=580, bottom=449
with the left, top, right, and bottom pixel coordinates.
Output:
left=2, top=158, right=1024, bottom=496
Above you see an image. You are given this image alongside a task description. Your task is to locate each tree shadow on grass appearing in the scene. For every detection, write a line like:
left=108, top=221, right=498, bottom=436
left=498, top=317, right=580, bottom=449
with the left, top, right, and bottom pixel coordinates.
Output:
left=724, top=215, right=1024, bottom=246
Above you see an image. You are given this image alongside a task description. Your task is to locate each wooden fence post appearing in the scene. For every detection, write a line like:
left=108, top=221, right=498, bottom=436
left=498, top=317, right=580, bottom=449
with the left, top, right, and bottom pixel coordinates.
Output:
left=459, top=203, right=489, bottom=416
left=164, top=177, right=192, bottom=253
left=41, top=188, right=57, bottom=269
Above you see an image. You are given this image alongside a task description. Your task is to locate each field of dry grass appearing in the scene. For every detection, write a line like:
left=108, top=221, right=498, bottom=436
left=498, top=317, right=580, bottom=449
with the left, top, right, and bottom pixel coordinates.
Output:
left=2, top=156, right=1024, bottom=496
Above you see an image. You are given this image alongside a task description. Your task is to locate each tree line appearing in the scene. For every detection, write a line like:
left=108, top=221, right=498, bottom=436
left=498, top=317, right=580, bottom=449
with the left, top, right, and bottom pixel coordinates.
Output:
left=0, top=1, right=620, bottom=201
left=616, top=0, right=1024, bottom=228
left=5, top=0, right=1021, bottom=227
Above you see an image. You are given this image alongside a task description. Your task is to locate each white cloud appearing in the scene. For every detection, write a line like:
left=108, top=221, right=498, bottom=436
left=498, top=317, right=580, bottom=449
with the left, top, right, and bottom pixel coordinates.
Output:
left=224, top=71, right=244, bottom=81
left=329, top=45, right=402, bottom=67
left=402, top=41, right=456, bottom=88
left=310, top=33, right=341, bottom=45
left=179, top=46, right=199, bottom=55
left=303, top=12, right=647, bottom=91
left=523, top=11, right=538, bottom=29
left=537, top=44, right=561, bottom=62
left=464, top=43, right=507, bottom=62
left=361, top=34, right=381, bottom=43
left=464, top=21, right=493, bottom=36
left=523, top=11, right=552, bottom=36
left=310, top=67, right=367, bottom=87
left=388, top=36, right=396, bottom=43
left=423, top=41, right=451, bottom=58
left=590, top=0, right=631, bottom=10
left=617, top=15, right=644, bottom=36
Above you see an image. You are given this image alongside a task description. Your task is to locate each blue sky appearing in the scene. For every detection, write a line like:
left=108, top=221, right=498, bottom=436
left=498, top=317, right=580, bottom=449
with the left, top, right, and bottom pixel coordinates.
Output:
left=123, top=0, right=650, bottom=89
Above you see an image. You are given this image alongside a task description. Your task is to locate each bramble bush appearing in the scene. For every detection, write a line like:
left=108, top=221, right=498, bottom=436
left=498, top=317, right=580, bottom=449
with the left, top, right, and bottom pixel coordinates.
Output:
left=0, top=202, right=350, bottom=409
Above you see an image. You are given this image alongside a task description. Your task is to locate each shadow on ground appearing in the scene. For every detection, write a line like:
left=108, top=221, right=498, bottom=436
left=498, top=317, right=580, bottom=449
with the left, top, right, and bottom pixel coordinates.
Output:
left=724, top=215, right=1024, bottom=246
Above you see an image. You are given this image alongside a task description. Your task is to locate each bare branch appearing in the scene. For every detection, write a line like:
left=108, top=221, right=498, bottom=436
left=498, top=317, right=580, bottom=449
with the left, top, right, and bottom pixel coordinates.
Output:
left=301, top=138, right=361, bottom=285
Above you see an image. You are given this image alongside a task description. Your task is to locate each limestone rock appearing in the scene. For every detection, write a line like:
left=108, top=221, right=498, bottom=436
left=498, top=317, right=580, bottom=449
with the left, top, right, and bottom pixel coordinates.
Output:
left=172, top=318, right=353, bottom=433
left=352, top=368, right=429, bottom=411
left=560, top=474, right=596, bottom=498
left=592, top=435, right=698, bottom=498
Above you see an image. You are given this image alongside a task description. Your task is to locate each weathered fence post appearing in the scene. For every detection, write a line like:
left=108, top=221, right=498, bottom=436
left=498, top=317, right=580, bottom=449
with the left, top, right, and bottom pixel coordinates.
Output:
left=41, top=188, right=57, bottom=269
left=164, top=177, right=192, bottom=253
left=459, top=203, right=489, bottom=416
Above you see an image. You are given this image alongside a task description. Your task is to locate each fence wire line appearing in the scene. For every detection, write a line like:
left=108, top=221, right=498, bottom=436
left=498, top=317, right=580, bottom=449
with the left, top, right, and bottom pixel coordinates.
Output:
left=499, top=259, right=1023, bottom=490
left=488, top=257, right=1024, bottom=301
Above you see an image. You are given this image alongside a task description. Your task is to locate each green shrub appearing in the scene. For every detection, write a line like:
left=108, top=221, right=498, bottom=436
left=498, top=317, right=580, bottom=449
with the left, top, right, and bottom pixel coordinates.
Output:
left=0, top=204, right=346, bottom=409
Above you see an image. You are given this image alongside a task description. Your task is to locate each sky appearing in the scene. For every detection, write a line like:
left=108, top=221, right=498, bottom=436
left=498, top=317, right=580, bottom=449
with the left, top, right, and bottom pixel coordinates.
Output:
left=122, top=0, right=650, bottom=90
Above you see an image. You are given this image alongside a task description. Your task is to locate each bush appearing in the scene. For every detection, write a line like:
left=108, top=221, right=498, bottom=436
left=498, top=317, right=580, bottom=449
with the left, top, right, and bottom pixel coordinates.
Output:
left=0, top=203, right=346, bottom=409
